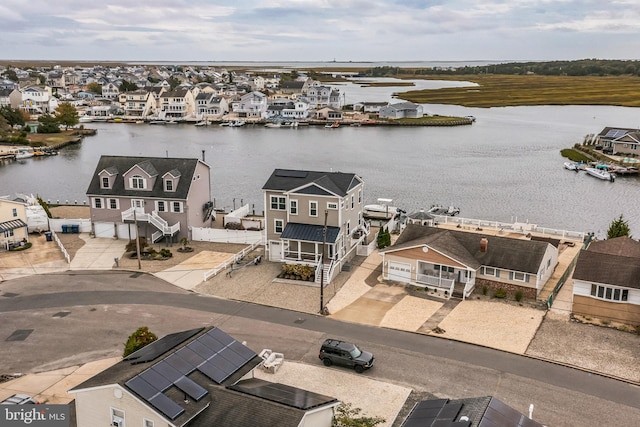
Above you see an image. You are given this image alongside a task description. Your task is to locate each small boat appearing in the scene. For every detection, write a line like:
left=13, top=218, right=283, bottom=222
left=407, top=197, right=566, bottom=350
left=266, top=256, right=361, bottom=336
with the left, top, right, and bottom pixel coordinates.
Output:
left=78, top=116, right=93, bottom=123
left=325, top=121, right=340, bottom=128
left=585, top=167, right=615, bottom=182
left=564, top=161, right=579, bottom=171
left=428, top=205, right=461, bottom=216
left=465, top=115, right=477, bottom=122
left=265, top=122, right=282, bottom=128
left=363, top=204, right=399, bottom=219
left=166, top=120, right=178, bottom=125
left=15, top=149, right=34, bottom=160
left=149, top=120, right=167, bottom=125
left=195, top=121, right=208, bottom=127
left=135, top=120, right=145, bottom=124
left=228, top=120, right=246, bottom=127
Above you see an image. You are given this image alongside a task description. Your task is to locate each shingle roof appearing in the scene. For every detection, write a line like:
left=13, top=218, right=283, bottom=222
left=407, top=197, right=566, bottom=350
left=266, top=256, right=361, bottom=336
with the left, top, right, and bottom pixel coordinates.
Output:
left=280, top=223, right=340, bottom=244
left=86, top=156, right=201, bottom=200
left=262, top=169, right=362, bottom=197
left=573, top=237, right=640, bottom=289
left=381, top=225, right=551, bottom=273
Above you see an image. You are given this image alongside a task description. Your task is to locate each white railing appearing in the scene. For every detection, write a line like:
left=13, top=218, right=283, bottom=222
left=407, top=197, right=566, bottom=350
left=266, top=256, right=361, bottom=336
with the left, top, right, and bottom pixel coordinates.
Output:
left=51, top=230, right=71, bottom=265
left=121, top=208, right=179, bottom=236
left=151, top=230, right=163, bottom=243
left=203, top=241, right=262, bottom=281
left=416, top=273, right=454, bottom=289
left=433, top=215, right=586, bottom=241
left=283, top=251, right=322, bottom=264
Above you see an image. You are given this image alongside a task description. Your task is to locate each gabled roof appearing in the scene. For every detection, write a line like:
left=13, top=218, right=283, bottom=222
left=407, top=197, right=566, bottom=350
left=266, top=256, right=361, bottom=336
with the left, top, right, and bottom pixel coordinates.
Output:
left=86, top=156, right=203, bottom=199
left=573, top=237, right=640, bottom=289
left=262, top=169, right=362, bottom=197
left=381, top=225, right=551, bottom=273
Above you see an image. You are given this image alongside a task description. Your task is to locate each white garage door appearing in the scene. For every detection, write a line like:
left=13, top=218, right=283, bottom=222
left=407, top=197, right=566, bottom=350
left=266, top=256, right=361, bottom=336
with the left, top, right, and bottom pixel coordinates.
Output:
left=388, top=261, right=412, bottom=282
left=94, top=222, right=115, bottom=239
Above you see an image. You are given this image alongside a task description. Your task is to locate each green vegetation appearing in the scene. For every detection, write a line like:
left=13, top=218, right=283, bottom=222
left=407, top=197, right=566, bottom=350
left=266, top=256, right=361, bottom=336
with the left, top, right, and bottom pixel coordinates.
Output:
left=376, top=227, right=391, bottom=249
left=493, top=288, right=507, bottom=299
left=560, top=148, right=590, bottom=163
left=607, top=215, right=631, bottom=239
left=123, top=326, right=158, bottom=357
left=394, top=115, right=472, bottom=125
left=37, top=114, right=61, bottom=133
left=86, top=82, right=102, bottom=94
left=54, top=102, right=79, bottom=130
left=332, top=402, right=385, bottom=427
left=515, top=290, right=523, bottom=302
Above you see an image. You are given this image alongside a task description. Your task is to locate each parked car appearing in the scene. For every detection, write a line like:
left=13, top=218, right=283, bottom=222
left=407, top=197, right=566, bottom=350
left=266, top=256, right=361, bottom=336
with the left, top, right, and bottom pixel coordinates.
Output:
left=0, top=394, right=38, bottom=404
left=318, top=339, right=374, bottom=373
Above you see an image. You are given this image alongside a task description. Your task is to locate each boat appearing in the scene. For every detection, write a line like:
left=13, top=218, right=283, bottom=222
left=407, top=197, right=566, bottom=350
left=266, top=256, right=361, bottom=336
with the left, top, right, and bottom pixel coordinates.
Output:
left=585, top=167, right=615, bottom=182
left=78, top=116, right=93, bottom=123
left=228, top=120, right=246, bottom=127
left=564, top=161, right=579, bottom=171
left=149, top=120, right=167, bottom=125
left=363, top=204, right=399, bottom=219
left=15, top=149, right=34, bottom=160
left=265, top=122, right=282, bottom=128
left=325, top=121, right=340, bottom=128
left=166, top=120, right=178, bottom=125
left=465, top=115, right=477, bottom=122
left=194, top=121, right=209, bottom=127
left=428, top=205, right=461, bottom=216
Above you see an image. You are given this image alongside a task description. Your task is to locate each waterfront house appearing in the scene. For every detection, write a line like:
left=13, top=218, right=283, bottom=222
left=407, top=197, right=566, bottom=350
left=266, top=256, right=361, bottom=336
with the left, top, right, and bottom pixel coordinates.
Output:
left=118, top=89, right=157, bottom=118
left=262, top=169, right=368, bottom=284
left=0, top=198, right=29, bottom=251
left=195, top=93, right=229, bottom=118
left=572, top=237, right=640, bottom=325
left=86, top=155, right=214, bottom=243
left=159, top=88, right=196, bottom=121
left=279, top=80, right=309, bottom=97
left=281, top=100, right=310, bottom=120
left=234, top=91, right=268, bottom=119
left=20, top=85, right=57, bottom=115
left=379, top=224, right=558, bottom=299
left=101, top=82, right=120, bottom=99
left=595, top=127, right=640, bottom=155
left=378, top=102, right=423, bottom=119
left=353, top=101, right=389, bottom=113
left=69, top=327, right=339, bottom=427
left=304, top=82, right=342, bottom=109
left=315, top=107, right=343, bottom=121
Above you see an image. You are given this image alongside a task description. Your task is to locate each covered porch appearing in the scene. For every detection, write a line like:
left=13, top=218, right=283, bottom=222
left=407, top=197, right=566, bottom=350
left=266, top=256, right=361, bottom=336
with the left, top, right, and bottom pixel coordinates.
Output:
left=276, top=223, right=341, bottom=265
left=415, top=261, right=476, bottom=297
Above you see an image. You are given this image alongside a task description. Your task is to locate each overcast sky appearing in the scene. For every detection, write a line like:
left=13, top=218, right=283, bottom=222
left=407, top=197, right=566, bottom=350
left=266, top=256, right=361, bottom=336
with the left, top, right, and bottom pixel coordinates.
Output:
left=2, top=0, right=639, bottom=63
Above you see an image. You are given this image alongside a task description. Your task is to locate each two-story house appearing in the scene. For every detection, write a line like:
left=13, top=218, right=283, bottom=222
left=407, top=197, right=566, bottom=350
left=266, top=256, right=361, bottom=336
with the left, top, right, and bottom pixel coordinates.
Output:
left=234, top=91, right=268, bottom=119
left=159, top=88, right=196, bottom=121
left=70, top=327, right=339, bottom=427
left=86, top=156, right=214, bottom=243
left=102, top=82, right=120, bottom=99
left=0, top=198, right=29, bottom=250
left=0, top=87, right=22, bottom=108
left=304, top=83, right=342, bottom=109
left=195, top=92, right=229, bottom=118
left=379, top=224, right=559, bottom=299
left=262, top=169, right=367, bottom=284
left=20, top=85, right=57, bottom=115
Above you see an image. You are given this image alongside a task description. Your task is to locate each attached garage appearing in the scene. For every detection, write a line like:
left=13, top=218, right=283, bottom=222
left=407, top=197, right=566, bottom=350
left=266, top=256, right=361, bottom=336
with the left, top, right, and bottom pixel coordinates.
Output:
left=387, top=261, right=412, bottom=283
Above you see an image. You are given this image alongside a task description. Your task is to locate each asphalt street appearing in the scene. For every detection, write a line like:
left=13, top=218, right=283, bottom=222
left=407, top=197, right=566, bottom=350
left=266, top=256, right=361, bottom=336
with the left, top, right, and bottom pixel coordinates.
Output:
left=1, top=271, right=639, bottom=427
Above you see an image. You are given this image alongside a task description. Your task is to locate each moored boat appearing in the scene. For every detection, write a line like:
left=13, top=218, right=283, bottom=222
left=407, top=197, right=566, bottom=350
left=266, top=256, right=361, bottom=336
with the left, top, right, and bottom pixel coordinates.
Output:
left=585, top=167, right=615, bottom=182
left=325, top=121, right=340, bottom=128
left=428, top=204, right=461, bottom=216
left=564, top=161, right=579, bottom=171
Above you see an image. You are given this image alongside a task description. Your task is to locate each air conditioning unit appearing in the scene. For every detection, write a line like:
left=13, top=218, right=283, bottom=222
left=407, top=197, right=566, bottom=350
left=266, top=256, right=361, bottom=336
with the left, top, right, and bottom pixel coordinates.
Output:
left=112, top=416, right=124, bottom=427
left=203, top=201, right=213, bottom=211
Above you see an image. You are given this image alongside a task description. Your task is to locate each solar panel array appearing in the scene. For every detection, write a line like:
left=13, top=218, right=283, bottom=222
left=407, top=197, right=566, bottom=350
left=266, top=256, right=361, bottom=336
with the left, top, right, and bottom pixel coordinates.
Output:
left=229, top=381, right=338, bottom=411
left=275, top=169, right=308, bottom=178
left=605, top=129, right=627, bottom=138
left=123, top=327, right=203, bottom=364
left=124, top=328, right=257, bottom=421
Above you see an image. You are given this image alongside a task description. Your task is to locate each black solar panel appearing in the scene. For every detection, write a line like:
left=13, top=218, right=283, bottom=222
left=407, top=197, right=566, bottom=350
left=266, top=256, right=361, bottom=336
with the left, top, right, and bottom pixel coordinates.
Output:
left=125, top=375, right=160, bottom=400
left=275, top=169, right=308, bottom=178
left=229, top=380, right=338, bottom=410
left=148, top=393, right=185, bottom=420
left=165, top=352, right=196, bottom=375
left=152, top=360, right=183, bottom=383
left=229, top=340, right=256, bottom=360
left=197, top=360, right=228, bottom=383
left=217, top=346, right=247, bottom=369
left=187, top=339, right=218, bottom=360
left=196, top=333, right=226, bottom=355
left=139, top=368, right=172, bottom=392
left=175, top=346, right=206, bottom=366
left=402, top=399, right=448, bottom=427
left=123, top=327, right=203, bottom=363
left=174, top=376, right=208, bottom=401
left=479, top=397, right=543, bottom=427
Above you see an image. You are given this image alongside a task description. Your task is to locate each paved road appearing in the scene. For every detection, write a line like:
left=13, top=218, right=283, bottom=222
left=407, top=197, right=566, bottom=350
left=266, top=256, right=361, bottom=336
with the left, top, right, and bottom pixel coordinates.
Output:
left=1, top=271, right=639, bottom=427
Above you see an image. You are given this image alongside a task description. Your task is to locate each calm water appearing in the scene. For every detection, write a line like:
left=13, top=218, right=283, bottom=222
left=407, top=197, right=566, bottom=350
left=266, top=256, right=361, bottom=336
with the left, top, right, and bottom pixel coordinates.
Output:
left=1, top=79, right=639, bottom=238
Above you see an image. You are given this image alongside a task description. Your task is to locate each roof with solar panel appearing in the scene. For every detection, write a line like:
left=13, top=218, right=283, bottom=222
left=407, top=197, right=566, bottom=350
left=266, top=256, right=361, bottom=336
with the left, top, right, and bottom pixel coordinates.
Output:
left=69, top=327, right=338, bottom=427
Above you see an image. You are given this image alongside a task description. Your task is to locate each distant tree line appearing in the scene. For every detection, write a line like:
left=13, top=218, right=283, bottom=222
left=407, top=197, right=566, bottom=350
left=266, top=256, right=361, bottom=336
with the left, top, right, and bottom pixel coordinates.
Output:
left=361, top=59, right=640, bottom=77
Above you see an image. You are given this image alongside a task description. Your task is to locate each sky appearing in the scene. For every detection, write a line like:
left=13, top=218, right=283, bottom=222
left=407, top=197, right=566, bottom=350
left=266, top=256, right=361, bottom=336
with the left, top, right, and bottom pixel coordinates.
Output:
left=1, top=0, right=640, bottom=63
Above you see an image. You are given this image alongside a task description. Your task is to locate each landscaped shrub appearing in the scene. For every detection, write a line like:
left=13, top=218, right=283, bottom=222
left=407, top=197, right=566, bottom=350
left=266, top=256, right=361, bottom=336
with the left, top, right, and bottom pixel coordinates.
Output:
left=159, top=248, right=172, bottom=258
left=280, top=264, right=314, bottom=281
left=482, top=285, right=488, bottom=296
left=515, top=290, right=523, bottom=302
left=123, top=326, right=157, bottom=357
left=493, top=288, right=507, bottom=298
left=125, top=237, right=147, bottom=253
left=225, top=222, right=245, bottom=230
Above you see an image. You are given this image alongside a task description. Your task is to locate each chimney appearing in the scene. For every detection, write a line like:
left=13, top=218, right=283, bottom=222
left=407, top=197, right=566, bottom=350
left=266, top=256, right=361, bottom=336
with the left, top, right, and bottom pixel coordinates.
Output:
left=480, top=237, right=488, bottom=252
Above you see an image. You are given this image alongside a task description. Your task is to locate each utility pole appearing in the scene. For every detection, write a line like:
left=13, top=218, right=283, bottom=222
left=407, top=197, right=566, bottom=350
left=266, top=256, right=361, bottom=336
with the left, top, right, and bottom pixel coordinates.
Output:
left=320, top=210, right=328, bottom=314
left=134, top=207, right=142, bottom=270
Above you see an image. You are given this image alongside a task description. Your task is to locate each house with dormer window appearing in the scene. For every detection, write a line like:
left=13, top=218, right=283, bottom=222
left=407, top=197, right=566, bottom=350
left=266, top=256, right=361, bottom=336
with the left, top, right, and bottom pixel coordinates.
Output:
left=195, top=93, right=229, bottom=119
left=86, top=156, right=214, bottom=243
left=262, top=169, right=368, bottom=284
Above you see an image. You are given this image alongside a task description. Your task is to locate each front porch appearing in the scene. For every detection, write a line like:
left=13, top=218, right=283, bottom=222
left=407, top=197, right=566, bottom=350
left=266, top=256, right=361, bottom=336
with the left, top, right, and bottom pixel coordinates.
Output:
left=121, top=207, right=180, bottom=243
left=415, top=261, right=475, bottom=299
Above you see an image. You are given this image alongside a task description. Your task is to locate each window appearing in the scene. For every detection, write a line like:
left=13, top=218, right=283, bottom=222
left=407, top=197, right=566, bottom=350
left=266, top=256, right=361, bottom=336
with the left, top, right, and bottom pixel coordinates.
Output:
left=172, top=201, right=183, bottom=213
left=358, top=189, right=362, bottom=203
left=131, top=199, right=144, bottom=208
left=157, top=201, right=166, bottom=212
left=590, top=284, right=629, bottom=302
left=512, top=272, right=527, bottom=282
left=270, top=196, right=286, bottom=210
left=346, top=220, right=350, bottom=235
left=351, top=195, right=354, bottom=209
left=483, top=267, right=495, bottom=276
left=131, top=175, right=145, bottom=189
left=144, top=419, right=154, bottom=427
left=12, top=208, right=17, bottom=217
left=327, top=202, right=338, bottom=210
left=110, top=408, right=125, bottom=427
left=275, top=219, right=284, bottom=233
left=309, top=201, right=318, bottom=217
left=290, top=200, right=298, bottom=215
left=109, top=199, right=118, bottom=209
left=101, top=177, right=109, bottom=188
left=94, top=198, right=102, bottom=209
left=165, top=180, right=173, bottom=191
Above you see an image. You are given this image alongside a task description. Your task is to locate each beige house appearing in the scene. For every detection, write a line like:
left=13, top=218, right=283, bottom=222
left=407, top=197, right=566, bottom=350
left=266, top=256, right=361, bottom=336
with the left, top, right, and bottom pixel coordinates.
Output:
left=118, top=89, right=157, bottom=117
left=262, top=169, right=368, bottom=284
left=69, top=327, right=339, bottom=427
left=0, top=198, right=29, bottom=250
left=379, top=224, right=559, bottom=299
left=158, top=88, right=196, bottom=120
left=572, top=237, right=640, bottom=324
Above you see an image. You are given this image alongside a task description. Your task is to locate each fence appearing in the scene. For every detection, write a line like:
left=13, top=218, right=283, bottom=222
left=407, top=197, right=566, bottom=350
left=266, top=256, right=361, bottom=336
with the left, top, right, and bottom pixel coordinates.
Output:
left=48, top=218, right=92, bottom=234
left=203, top=241, right=262, bottom=281
left=191, top=227, right=264, bottom=244
left=546, top=233, right=594, bottom=308
left=51, top=230, right=71, bottom=265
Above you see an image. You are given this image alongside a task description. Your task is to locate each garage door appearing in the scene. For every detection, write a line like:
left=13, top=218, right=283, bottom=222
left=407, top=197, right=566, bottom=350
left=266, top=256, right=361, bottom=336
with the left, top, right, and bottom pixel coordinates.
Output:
left=388, top=261, right=412, bottom=282
left=94, top=222, right=115, bottom=239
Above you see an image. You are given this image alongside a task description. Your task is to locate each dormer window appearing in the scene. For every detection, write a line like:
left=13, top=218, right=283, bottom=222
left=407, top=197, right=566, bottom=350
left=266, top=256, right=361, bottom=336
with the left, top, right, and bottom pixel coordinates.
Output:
left=101, top=177, right=109, bottom=188
left=165, top=179, right=174, bottom=191
left=131, top=175, right=145, bottom=189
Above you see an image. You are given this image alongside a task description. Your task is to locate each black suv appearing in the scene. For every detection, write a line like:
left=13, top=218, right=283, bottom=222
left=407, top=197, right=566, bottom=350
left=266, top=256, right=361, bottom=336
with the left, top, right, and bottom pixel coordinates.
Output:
left=318, top=339, right=374, bottom=373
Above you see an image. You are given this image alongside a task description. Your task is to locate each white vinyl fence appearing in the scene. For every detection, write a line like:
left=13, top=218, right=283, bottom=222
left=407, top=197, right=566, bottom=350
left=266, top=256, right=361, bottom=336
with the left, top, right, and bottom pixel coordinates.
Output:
left=192, top=227, right=264, bottom=244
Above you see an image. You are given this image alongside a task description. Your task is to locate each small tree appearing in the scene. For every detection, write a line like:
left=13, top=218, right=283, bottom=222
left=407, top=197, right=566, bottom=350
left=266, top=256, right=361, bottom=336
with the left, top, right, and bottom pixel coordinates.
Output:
left=332, top=402, right=385, bottom=427
left=86, top=82, right=102, bottom=94
left=123, top=326, right=158, bottom=357
left=37, top=114, right=61, bottom=133
left=376, top=227, right=391, bottom=249
left=54, top=102, right=79, bottom=129
left=0, top=105, right=25, bottom=127
left=607, top=214, right=631, bottom=239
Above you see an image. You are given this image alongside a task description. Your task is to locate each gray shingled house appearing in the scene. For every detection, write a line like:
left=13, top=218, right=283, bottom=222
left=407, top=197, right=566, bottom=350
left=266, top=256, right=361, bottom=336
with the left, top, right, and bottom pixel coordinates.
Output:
left=572, top=236, right=640, bottom=325
left=86, top=156, right=214, bottom=243
left=69, top=327, right=339, bottom=427
left=379, top=224, right=558, bottom=299
left=262, top=169, right=369, bottom=285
